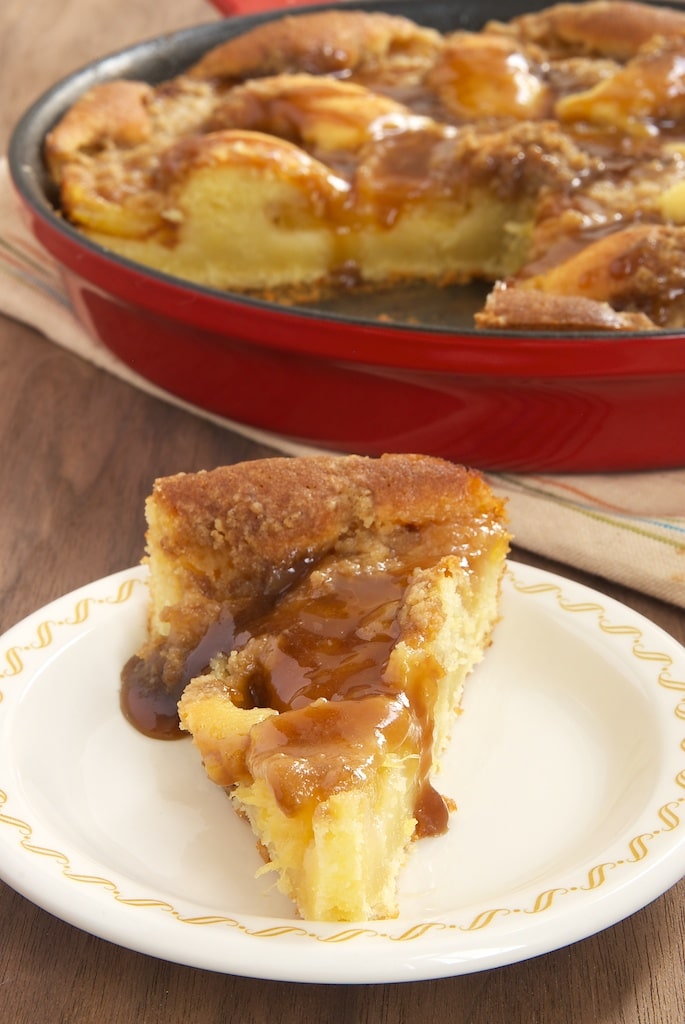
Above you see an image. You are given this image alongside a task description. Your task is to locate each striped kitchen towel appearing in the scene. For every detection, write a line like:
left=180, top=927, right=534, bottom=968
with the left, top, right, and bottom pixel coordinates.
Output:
left=2, top=157, right=684, bottom=607
left=485, top=472, right=685, bottom=608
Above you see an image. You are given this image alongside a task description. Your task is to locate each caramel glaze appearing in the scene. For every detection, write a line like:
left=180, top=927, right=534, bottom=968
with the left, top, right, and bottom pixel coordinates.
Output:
left=219, top=533, right=452, bottom=837
left=50, top=8, right=685, bottom=333
left=121, top=647, right=184, bottom=740
left=63, top=30, right=685, bottom=307
left=123, top=518, right=493, bottom=836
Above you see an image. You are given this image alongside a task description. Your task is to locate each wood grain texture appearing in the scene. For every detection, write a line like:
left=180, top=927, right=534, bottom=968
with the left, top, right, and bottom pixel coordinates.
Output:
left=0, top=2, right=684, bottom=1020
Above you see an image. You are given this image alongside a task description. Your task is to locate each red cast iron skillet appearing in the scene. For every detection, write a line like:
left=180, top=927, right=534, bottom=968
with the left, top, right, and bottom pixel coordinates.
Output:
left=8, top=0, right=685, bottom=471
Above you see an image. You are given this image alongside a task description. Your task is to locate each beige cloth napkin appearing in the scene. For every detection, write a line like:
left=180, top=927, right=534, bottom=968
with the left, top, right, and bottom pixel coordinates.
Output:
left=2, top=157, right=684, bottom=608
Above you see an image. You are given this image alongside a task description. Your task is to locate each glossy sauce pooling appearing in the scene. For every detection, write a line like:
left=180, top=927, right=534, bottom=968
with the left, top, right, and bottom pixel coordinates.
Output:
left=120, top=559, right=318, bottom=740
left=233, top=542, right=451, bottom=836
left=121, top=608, right=242, bottom=740
left=125, top=517, right=494, bottom=833
left=120, top=648, right=187, bottom=740
left=241, top=568, right=403, bottom=712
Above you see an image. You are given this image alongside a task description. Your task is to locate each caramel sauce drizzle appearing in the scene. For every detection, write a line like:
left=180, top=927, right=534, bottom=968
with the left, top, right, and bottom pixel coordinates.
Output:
left=122, top=521, right=491, bottom=835
left=120, top=648, right=185, bottom=741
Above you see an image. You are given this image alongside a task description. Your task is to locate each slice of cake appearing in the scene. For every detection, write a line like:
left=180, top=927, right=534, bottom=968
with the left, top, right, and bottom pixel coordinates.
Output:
left=122, top=454, right=510, bottom=920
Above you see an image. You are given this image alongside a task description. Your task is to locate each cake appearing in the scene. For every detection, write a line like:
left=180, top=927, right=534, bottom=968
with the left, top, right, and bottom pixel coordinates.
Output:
left=45, top=1, right=685, bottom=330
left=121, top=454, right=510, bottom=921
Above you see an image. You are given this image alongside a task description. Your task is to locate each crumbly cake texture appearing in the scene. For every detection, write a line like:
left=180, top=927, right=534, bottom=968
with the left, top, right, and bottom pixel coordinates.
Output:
left=46, top=1, right=685, bottom=331
left=128, top=454, right=510, bottom=921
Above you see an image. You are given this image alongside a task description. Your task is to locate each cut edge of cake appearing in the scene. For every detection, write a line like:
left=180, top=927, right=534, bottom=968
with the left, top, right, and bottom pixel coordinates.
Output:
left=124, top=454, right=510, bottom=921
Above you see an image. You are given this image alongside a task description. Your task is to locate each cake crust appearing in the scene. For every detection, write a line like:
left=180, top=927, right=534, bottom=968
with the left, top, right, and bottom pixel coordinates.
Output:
left=130, top=453, right=507, bottom=689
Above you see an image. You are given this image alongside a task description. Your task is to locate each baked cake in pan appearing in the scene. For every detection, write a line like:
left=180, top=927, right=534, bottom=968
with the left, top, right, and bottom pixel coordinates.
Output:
left=45, top=1, right=685, bottom=331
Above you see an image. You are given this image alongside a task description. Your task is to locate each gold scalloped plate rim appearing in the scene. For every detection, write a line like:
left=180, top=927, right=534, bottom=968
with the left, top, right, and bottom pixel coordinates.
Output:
left=0, top=563, right=684, bottom=983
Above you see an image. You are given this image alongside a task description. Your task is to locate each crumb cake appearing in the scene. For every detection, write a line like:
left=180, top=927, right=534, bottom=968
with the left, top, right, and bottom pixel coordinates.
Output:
left=45, top=1, right=685, bottom=331
left=121, top=454, right=510, bottom=921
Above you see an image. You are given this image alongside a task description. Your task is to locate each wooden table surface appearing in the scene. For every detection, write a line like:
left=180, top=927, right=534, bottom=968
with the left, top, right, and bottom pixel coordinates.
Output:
left=1, top=1, right=684, bottom=1020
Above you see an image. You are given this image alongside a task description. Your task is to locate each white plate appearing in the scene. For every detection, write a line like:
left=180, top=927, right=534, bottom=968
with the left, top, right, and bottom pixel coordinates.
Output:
left=1, top=563, right=684, bottom=984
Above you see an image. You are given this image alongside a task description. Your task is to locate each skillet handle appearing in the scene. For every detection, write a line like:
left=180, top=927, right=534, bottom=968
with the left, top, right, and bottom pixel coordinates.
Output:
left=209, top=0, right=342, bottom=13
